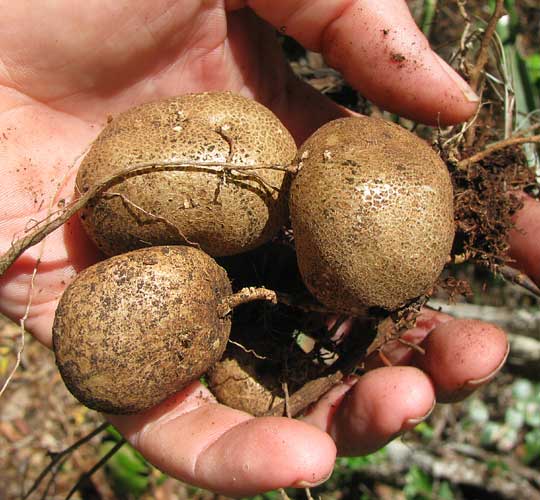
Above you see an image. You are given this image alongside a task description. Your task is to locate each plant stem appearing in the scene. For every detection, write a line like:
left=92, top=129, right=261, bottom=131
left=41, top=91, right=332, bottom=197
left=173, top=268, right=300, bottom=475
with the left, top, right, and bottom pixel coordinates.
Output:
left=500, top=265, right=540, bottom=297
left=465, top=0, right=506, bottom=147
left=468, top=0, right=506, bottom=94
left=457, top=134, right=540, bottom=168
left=420, top=0, right=438, bottom=38
left=217, top=287, right=278, bottom=317
left=23, top=422, right=109, bottom=500
left=0, top=160, right=291, bottom=279
left=64, top=439, right=126, bottom=500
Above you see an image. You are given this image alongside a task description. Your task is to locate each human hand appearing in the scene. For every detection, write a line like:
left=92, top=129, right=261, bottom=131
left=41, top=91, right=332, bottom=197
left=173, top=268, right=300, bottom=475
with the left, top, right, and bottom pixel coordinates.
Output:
left=0, top=0, right=532, bottom=496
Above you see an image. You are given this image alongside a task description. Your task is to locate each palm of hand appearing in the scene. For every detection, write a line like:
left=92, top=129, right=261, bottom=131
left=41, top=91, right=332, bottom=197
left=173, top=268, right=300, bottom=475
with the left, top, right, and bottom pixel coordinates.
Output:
left=0, top=3, right=328, bottom=343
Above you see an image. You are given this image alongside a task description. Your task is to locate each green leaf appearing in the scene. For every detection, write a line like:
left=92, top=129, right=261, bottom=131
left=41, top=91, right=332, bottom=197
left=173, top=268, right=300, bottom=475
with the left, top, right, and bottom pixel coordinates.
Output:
left=497, top=426, right=520, bottom=452
left=505, top=407, right=525, bottom=430
left=155, top=471, right=168, bottom=486
left=525, top=401, right=540, bottom=428
left=512, top=379, right=535, bottom=401
left=467, top=398, right=490, bottom=424
left=420, top=0, right=438, bottom=38
left=525, top=54, right=540, bottom=84
left=524, top=429, right=540, bottom=464
left=481, top=422, right=505, bottom=447
left=487, top=458, right=510, bottom=472
left=495, top=0, right=519, bottom=44
left=100, top=441, right=150, bottom=497
left=404, top=465, right=433, bottom=499
left=106, top=425, right=124, bottom=442
left=414, top=421, right=434, bottom=440
left=337, top=447, right=388, bottom=471
left=437, top=481, right=455, bottom=500
left=247, top=491, right=282, bottom=500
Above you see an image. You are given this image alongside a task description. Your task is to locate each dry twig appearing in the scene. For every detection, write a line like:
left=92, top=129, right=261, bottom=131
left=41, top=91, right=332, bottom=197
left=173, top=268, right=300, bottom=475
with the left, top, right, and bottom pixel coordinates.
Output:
left=64, top=439, right=126, bottom=500
left=465, top=0, right=506, bottom=146
left=22, top=422, right=109, bottom=500
left=468, top=0, right=506, bottom=94
left=354, top=440, right=540, bottom=499
left=458, top=134, right=540, bottom=169
left=499, top=266, right=540, bottom=297
left=217, top=287, right=278, bottom=317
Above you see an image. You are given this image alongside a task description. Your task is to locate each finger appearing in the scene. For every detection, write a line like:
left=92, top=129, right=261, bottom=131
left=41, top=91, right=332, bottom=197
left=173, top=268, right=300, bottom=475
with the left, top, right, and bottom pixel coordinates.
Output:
left=225, top=8, right=350, bottom=144
left=230, top=0, right=478, bottom=125
left=302, top=366, right=435, bottom=456
left=364, top=308, right=453, bottom=369
left=411, top=319, right=509, bottom=403
left=108, top=382, right=336, bottom=497
left=508, top=194, right=540, bottom=285
left=275, top=76, right=351, bottom=144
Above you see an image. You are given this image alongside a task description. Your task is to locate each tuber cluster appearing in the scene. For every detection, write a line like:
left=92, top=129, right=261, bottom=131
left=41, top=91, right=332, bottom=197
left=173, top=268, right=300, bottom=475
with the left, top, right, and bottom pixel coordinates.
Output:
left=51, top=92, right=455, bottom=415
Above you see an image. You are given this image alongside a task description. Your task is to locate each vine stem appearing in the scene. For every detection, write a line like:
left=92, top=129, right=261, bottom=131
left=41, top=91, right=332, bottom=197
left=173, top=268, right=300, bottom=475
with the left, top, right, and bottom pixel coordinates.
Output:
left=468, top=0, right=505, bottom=94
left=217, top=287, right=345, bottom=318
left=22, top=422, right=109, bottom=500
left=457, top=134, right=540, bottom=168
left=64, top=439, right=126, bottom=500
left=0, top=159, right=292, bottom=278
left=500, top=265, right=540, bottom=297
left=217, top=287, right=278, bottom=317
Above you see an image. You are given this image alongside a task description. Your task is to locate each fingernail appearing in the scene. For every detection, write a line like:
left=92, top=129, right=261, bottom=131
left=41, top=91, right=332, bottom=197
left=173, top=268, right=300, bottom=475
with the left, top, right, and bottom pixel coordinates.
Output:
left=293, top=470, right=333, bottom=488
left=404, top=398, right=436, bottom=427
left=465, top=340, right=510, bottom=389
left=435, top=54, right=480, bottom=103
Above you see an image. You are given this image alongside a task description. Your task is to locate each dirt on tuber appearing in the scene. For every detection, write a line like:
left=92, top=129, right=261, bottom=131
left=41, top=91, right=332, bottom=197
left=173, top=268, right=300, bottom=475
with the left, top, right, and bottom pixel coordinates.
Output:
left=290, top=116, right=455, bottom=313
left=22, top=95, right=460, bottom=418
left=76, top=92, right=296, bottom=257
left=53, top=246, right=233, bottom=414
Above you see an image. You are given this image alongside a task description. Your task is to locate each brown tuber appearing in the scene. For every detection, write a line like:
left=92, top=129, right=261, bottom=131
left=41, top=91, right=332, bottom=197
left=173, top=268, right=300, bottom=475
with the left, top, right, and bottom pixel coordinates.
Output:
left=290, top=117, right=455, bottom=313
left=53, top=246, right=233, bottom=414
left=208, top=347, right=285, bottom=417
left=208, top=329, right=324, bottom=416
left=51, top=108, right=454, bottom=417
left=76, top=92, right=296, bottom=257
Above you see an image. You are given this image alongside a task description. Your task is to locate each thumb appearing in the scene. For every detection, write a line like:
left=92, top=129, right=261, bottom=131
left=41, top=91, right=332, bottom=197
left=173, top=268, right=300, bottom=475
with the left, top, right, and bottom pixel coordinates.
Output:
left=228, top=0, right=479, bottom=125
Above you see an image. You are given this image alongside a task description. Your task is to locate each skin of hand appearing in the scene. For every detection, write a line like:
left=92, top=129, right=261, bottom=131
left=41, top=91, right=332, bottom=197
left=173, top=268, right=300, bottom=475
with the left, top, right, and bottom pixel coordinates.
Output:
left=0, top=0, right=535, bottom=496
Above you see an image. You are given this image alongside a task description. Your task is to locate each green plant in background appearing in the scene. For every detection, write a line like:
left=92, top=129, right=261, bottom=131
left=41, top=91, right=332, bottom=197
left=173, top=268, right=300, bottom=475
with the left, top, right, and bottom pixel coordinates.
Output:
left=420, top=0, right=438, bottom=37
left=465, top=378, right=540, bottom=465
left=404, top=466, right=454, bottom=500
left=101, top=426, right=166, bottom=498
left=492, top=0, right=540, bottom=169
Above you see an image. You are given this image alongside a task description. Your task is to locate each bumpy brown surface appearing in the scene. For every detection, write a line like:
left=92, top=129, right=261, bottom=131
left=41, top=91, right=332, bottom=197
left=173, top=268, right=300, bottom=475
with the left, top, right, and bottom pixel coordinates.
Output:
left=52, top=246, right=232, bottom=414
left=208, top=329, right=322, bottom=416
left=208, top=350, right=284, bottom=417
left=290, top=117, right=455, bottom=312
left=76, top=92, right=296, bottom=257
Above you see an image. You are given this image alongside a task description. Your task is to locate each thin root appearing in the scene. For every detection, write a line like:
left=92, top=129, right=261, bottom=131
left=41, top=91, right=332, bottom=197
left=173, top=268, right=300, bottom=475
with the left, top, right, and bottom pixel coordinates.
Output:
left=218, top=287, right=278, bottom=317
left=500, top=265, right=540, bottom=297
left=0, top=159, right=292, bottom=279
left=458, top=134, right=540, bottom=169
